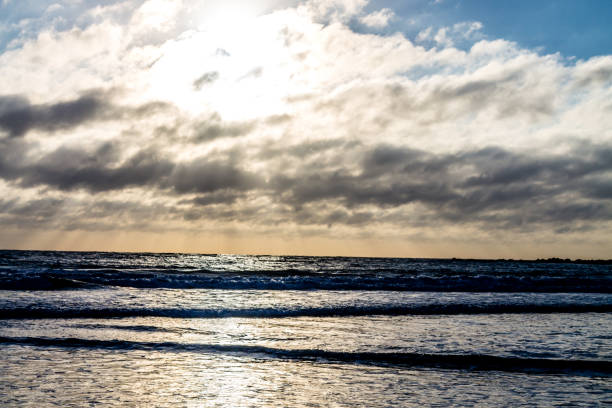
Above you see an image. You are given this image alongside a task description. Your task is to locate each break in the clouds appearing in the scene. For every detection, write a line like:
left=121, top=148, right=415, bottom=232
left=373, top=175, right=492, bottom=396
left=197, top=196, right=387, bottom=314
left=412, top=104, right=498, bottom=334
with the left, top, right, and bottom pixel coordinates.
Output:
left=0, top=0, right=611, bottom=257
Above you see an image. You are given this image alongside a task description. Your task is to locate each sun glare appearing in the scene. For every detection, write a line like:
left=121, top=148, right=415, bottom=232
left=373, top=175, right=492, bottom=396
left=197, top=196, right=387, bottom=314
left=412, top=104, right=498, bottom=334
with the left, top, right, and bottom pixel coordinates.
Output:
left=146, top=1, right=292, bottom=121
left=200, top=1, right=260, bottom=33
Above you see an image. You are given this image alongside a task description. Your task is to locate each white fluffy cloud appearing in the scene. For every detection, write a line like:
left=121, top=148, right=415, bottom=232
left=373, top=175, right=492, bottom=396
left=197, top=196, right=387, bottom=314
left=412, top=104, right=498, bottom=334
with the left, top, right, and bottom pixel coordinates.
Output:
left=359, top=8, right=394, bottom=28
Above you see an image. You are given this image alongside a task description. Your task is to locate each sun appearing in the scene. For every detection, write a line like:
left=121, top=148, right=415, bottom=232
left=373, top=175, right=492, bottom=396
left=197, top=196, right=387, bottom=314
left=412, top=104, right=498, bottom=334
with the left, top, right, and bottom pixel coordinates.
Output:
left=145, top=1, right=293, bottom=121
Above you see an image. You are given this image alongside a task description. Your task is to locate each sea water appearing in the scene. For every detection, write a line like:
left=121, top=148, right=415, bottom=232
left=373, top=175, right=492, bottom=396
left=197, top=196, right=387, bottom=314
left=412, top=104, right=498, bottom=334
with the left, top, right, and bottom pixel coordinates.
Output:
left=0, top=250, right=610, bottom=406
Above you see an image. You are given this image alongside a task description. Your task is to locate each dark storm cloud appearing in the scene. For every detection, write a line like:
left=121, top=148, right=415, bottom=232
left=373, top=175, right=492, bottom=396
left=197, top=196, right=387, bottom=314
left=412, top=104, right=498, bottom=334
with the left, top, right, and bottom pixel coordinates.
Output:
left=0, top=93, right=109, bottom=137
left=1, top=122, right=611, bottom=232
left=168, top=160, right=264, bottom=194
left=271, top=144, right=457, bottom=208
left=0, top=91, right=172, bottom=138
left=273, top=170, right=457, bottom=209
left=0, top=139, right=265, bottom=195
left=17, top=145, right=174, bottom=192
left=459, top=145, right=612, bottom=187
left=0, top=138, right=30, bottom=178
left=580, top=178, right=612, bottom=199
left=361, top=145, right=450, bottom=177
left=267, top=141, right=612, bottom=228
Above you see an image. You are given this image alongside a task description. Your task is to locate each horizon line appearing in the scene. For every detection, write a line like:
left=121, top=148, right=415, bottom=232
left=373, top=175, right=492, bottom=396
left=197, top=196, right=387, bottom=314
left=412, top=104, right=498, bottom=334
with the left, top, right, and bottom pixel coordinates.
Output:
left=1, top=248, right=610, bottom=264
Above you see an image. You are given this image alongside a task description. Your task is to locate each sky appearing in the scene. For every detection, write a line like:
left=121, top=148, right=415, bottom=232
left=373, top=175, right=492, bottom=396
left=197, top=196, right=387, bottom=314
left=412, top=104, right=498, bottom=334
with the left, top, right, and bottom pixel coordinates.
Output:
left=0, top=0, right=611, bottom=258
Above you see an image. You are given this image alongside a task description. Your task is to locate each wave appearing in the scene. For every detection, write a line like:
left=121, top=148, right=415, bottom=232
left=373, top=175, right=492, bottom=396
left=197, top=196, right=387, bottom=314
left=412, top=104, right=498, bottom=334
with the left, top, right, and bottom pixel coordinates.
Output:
left=1, top=272, right=610, bottom=292
left=2, top=251, right=610, bottom=292
left=0, top=276, right=103, bottom=290
left=70, top=323, right=178, bottom=333
left=1, top=336, right=609, bottom=375
left=2, top=303, right=610, bottom=319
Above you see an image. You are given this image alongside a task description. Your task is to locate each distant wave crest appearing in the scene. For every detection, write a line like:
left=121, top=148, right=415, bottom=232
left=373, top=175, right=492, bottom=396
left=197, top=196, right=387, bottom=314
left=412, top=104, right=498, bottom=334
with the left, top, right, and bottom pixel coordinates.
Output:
left=1, top=303, right=610, bottom=319
left=1, top=272, right=610, bottom=292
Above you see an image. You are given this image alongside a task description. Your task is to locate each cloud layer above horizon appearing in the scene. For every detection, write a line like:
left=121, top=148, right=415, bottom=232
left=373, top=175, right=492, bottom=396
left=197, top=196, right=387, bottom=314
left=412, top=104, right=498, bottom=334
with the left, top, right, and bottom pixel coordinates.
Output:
left=0, top=0, right=611, bottom=257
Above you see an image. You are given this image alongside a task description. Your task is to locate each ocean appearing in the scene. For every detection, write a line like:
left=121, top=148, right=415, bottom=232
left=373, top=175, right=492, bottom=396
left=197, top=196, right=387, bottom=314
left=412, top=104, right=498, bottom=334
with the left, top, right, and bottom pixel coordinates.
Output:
left=0, top=250, right=610, bottom=406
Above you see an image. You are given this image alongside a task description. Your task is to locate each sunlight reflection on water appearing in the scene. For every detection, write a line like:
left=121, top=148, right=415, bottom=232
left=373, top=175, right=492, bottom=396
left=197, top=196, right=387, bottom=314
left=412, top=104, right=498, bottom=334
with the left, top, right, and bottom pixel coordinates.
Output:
left=2, top=345, right=610, bottom=407
left=1, top=252, right=610, bottom=406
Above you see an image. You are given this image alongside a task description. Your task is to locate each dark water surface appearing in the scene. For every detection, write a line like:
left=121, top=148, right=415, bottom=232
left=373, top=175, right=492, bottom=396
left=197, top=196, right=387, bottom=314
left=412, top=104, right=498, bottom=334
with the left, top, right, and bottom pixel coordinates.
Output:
left=1, top=250, right=610, bottom=406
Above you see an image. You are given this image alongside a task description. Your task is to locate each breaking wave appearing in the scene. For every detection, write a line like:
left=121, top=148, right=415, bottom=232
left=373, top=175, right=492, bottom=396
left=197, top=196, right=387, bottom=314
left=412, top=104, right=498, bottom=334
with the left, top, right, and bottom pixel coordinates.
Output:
left=1, top=336, right=609, bottom=375
left=1, top=271, right=610, bottom=292
left=2, top=303, right=610, bottom=319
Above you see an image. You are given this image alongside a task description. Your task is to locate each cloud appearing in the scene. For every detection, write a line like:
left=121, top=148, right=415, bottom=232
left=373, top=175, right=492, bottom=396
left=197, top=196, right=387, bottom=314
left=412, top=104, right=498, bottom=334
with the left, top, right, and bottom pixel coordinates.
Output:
left=0, top=197, right=64, bottom=219
left=417, top=21, right=483, bottom=48
left=128, top=0, right=184, bottom=43
left=263, top=141, right=612, bottom=228
left=416, top=27, right=432, bottom=43
left=0, top=90, right=172, bottom=138
left=359, top=8, right=394, bottom=28
left=305, top=0, right=368, bottom=23
left=0, top=0, right=610, bottom=255
left=189, top=191, right=243, bottom=206
left=3, top=131, right=609, bottom=230
left=573, top=55, right=612, bottom=87
left=192, top=71, right=219, bottom=90
left=8, top=144, right=173, bottom=192
left=168, top=160, right=264, bottom=194
left=191, top=114, right=255, bottom=143
left=0, top=137, right=269, bottom=197
left=0, top=92, right=109, bottom=138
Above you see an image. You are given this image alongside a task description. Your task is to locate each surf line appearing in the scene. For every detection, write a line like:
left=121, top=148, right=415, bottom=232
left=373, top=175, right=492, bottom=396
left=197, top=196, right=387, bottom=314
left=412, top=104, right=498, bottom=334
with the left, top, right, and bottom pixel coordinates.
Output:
left=1, top=336, right=610, bottom=375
